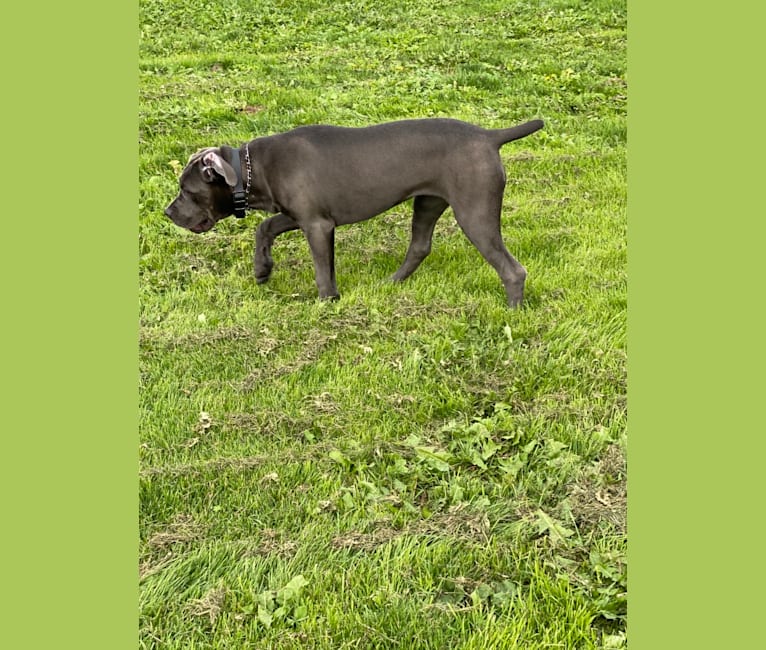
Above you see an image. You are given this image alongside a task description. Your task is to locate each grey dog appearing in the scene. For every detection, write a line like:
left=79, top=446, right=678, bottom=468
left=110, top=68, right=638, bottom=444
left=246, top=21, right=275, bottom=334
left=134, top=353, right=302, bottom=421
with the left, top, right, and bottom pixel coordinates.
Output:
left=165, top=118, right=543, bottom=307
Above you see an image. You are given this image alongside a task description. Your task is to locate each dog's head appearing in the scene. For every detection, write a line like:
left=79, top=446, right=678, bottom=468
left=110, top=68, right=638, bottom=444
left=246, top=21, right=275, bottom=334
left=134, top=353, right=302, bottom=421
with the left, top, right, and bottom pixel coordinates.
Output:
left=164, top=148, right=239, bottom=233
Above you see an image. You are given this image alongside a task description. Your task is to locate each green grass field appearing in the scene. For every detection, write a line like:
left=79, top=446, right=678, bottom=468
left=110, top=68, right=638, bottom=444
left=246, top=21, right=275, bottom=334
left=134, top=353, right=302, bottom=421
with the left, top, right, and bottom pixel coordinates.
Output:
left=139, top=0, right=626, bottom=647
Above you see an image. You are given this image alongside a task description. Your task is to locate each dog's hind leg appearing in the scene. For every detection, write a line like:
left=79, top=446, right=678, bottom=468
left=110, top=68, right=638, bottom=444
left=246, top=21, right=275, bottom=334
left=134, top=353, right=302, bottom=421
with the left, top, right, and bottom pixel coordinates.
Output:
left=391, top=195, right=449, bottom=282
left=452, top=199, right=527, bottom=308
left=254, top=213, right=300, bottom=284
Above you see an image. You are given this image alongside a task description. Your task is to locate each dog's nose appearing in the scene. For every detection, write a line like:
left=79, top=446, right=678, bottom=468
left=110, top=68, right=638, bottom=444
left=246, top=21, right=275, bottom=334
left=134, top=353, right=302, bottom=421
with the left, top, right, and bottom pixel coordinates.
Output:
left=164, top=207, right=173, bottom=219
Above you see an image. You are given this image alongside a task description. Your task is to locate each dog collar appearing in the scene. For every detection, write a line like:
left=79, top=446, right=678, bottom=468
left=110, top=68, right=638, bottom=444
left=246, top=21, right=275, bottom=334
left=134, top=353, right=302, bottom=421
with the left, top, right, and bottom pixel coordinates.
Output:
left=228, top=146, right=248, bottom=218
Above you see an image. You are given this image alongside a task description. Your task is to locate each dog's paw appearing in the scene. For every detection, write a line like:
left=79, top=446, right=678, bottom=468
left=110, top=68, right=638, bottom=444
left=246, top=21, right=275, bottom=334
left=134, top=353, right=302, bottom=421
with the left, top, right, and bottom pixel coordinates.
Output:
left=254, top=259, right=273, bottom=284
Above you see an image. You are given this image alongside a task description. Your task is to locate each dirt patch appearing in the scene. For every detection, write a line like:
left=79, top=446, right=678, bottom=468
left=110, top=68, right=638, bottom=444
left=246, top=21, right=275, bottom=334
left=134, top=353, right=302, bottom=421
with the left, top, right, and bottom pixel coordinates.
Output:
left=568, top=443, right=626, bottom=533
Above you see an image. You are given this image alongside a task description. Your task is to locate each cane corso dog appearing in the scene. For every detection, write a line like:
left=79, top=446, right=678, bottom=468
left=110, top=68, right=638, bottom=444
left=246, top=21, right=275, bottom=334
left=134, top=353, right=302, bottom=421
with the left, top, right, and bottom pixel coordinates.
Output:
left=165, top=118, right=544, bottom=307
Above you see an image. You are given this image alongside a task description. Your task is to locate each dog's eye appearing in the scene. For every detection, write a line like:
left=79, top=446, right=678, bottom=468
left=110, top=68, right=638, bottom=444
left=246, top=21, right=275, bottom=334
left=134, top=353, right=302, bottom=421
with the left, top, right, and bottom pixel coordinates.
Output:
left=184, top=190, right=212, bottom=210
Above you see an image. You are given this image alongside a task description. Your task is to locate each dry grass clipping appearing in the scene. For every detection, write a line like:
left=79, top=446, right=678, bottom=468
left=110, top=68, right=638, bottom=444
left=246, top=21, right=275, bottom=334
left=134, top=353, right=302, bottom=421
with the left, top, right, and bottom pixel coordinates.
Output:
left=568, top=443, right=627, bottom=534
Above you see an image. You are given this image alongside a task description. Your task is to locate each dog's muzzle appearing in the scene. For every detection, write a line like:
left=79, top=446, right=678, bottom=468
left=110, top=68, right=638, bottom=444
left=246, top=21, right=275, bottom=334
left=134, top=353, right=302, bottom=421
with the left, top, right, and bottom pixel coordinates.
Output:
left=164, top=205, right=214, bottom=234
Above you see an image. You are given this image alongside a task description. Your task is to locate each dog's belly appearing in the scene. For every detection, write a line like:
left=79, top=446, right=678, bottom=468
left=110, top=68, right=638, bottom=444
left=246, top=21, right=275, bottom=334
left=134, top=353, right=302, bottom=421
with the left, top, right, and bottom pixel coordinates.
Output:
left=328, top=183, right=443, bottom=225
left=309, top=160, right=448, bottom=225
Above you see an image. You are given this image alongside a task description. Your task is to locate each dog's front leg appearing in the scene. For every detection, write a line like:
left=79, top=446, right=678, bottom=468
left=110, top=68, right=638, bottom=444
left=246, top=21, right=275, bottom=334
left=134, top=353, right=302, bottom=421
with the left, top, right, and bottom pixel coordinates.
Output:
left=254, top=213, right=300, bottom=284
left=302, top=218, right=339, bottom=301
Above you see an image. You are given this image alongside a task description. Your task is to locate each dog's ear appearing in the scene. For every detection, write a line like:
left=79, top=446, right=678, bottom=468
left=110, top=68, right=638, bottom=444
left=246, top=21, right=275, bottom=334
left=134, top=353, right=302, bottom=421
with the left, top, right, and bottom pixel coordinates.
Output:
left=188, top=147, right=213, bottom=163
left=200, top=151, right=238, bottom=187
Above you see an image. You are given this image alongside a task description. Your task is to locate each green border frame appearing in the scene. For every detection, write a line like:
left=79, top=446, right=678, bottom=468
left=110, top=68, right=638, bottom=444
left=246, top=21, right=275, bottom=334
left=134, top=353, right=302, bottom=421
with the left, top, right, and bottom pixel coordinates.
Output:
left=629, top=1, right=765, bottom=648
left=4, top=4, right=136, bottom=649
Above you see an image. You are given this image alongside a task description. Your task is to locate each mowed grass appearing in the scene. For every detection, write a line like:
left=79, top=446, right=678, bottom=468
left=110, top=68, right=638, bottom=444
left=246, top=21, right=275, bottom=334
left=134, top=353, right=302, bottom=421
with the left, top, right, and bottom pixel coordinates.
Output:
left=139, top=0, right=626, bottom=648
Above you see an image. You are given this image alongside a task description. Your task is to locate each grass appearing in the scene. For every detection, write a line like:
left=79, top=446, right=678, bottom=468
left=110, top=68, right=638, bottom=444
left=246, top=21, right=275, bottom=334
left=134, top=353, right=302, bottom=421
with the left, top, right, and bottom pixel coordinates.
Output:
left=139, top=0, right=626, bottom=647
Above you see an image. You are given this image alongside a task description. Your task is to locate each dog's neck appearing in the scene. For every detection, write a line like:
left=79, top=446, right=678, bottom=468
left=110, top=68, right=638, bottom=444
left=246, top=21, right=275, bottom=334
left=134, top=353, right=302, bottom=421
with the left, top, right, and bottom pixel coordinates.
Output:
left=221, top=145, right=249, bottom=218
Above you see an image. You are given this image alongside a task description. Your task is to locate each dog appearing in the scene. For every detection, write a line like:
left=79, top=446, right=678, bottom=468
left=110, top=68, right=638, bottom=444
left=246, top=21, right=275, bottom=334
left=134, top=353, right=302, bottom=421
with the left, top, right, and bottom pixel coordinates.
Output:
left=164, top=117, right=543, bottom=307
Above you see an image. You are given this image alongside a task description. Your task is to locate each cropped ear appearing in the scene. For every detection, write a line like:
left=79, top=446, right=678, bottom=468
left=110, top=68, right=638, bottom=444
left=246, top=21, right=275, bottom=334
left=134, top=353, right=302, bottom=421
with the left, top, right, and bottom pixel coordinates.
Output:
left=200, top=151, right=238, bottom=186
left=186, top=147, right=215, bottom=166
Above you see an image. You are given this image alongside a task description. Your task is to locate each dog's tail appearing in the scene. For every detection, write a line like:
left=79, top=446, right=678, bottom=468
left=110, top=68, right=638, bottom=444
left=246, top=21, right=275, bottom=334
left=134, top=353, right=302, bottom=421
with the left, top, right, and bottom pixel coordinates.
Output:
left=490, top=119, right=544, bottom=147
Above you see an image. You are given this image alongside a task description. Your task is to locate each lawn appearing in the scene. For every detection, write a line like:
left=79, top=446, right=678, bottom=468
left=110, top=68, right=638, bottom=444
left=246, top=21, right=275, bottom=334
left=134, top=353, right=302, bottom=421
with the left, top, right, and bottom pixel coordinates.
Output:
left=139, top=0, right=627, bottom=647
